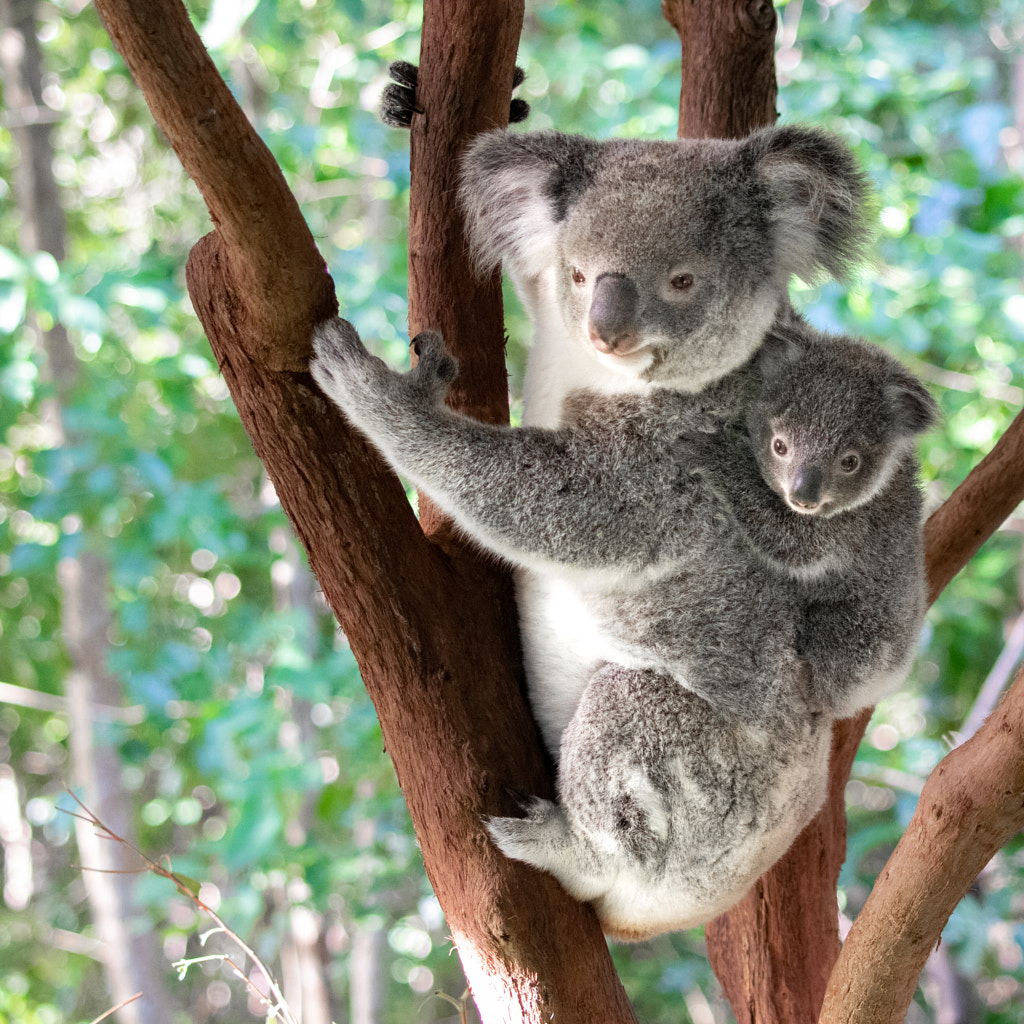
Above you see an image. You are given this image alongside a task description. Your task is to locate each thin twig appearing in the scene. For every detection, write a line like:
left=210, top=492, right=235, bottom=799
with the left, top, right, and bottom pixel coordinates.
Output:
left=87, top=992, right=142, bottom=1024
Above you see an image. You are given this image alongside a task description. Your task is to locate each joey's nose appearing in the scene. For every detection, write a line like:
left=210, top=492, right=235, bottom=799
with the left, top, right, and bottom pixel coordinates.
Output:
left=588, top=273, right=640, bottom=354
left=790, top=466, right=823, bottom=510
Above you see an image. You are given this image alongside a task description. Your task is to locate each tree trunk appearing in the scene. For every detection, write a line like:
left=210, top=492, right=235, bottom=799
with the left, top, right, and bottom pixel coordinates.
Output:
left=1, top=2, right=179, bottom=1021
left=93, top=0, right=637, bottom=1020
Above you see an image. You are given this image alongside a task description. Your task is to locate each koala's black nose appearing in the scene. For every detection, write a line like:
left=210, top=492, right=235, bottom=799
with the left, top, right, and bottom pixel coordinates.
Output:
left=588, top=274, right=640, bottom=354
left=790, top=465, right=823, bottom=510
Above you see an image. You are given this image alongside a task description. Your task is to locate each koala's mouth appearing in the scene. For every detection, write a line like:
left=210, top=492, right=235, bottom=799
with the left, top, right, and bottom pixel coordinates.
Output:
left=783, top=494, right=829, bottom=516
left=590, top=339, right=655, bottom=374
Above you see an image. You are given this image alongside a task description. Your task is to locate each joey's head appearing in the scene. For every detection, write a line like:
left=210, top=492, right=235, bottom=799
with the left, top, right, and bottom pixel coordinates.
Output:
left=461, top=125, right=873, bottom=392
left=749, top=327, right=939, bottom=517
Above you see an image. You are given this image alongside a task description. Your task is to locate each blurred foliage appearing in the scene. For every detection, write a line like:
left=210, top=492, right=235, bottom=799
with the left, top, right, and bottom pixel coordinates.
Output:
left=0, top=0, right=1023, bottom=1022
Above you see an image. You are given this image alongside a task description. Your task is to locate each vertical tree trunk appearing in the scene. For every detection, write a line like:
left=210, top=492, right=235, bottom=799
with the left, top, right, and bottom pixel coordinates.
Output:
left=662, top=0, right=778, bottom=139
left=0, top=2, right=179, bottom=1021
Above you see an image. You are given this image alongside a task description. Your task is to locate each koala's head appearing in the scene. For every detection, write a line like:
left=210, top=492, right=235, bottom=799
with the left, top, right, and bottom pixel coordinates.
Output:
left=748, top=327, right=938, bottom=517
left=460, top=125, right=872, bottom=392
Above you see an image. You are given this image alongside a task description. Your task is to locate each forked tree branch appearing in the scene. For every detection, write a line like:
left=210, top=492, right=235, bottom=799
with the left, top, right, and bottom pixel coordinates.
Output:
left=92, top=1, right=1024, bottom=1021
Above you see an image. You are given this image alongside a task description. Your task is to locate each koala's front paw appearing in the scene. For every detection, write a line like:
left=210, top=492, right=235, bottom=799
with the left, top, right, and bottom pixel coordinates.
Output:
left=310, top=316, right=390, bottom=415
left=378, top=60, right=529, bottom=128
left=409, top=330, right=459, bottom=404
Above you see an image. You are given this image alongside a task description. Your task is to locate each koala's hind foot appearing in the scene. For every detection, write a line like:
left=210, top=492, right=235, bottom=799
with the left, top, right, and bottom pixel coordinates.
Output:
left=486, top=797, right=612, bottom=903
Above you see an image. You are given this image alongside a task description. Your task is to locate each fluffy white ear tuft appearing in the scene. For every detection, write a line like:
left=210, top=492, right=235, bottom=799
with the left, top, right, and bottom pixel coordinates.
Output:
left=459, top=130, right=600, bottom=282
left=749, top=124, right=873, bottom=286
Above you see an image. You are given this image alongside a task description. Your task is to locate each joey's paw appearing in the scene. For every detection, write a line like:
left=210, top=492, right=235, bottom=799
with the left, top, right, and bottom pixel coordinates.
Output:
left=409, top=330, right=458, bottom=399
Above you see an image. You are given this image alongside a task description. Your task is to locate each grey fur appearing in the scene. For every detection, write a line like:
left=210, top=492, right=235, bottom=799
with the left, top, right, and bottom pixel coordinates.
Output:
left=459, top=126, right=871, bottom=414
left=308, top=315, right=933, bottom=939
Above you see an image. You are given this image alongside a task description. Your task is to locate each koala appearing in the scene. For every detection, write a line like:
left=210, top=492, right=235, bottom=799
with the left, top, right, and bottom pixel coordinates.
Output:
left=309, top=317, right=933, bottom=938
left=580, top=316, right=939, bottom=721
left=459, top=125, right=870, bottom=427
left=457, top=125, right=873, bottom=755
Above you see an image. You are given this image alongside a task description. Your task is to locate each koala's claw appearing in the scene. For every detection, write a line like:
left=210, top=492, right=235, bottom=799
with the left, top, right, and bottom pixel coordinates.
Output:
left=379, top=61, right=419, bottom=128
left=410, top=330, right=459, bottom=389
left=379, top=60, right=529, bottom=128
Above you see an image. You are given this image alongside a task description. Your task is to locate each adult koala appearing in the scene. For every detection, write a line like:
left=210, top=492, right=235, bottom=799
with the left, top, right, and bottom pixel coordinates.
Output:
left=460, top=126, right=870, bottom=426
left=459, top=126, right=872, bottom=753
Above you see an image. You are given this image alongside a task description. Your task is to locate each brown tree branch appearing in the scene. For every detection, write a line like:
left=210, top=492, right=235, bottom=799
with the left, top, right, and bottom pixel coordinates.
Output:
left=661, top=0, right=778, bottom=139
left=924, top=407, right=1024, bottom=604
left=93, top=0, right=335, bottom=370
left=94, top=1, right=637, bottom=1020
left=818, top=662, right=1024, bottom=1024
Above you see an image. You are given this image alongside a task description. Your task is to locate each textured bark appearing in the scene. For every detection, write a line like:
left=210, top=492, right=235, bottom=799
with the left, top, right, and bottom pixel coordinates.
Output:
left=662, top=0, right=778, bottom=139
left=819, top=663, right=1024, bottom=1024
left=95, top=0, right=636, bottom=1020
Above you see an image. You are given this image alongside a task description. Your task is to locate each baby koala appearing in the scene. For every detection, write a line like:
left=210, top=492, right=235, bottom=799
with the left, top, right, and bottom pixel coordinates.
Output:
left=676, top=318, right=939, bottom=716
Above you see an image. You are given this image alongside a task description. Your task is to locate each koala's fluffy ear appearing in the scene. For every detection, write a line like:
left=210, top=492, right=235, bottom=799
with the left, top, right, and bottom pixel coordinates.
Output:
left=748, top=125, right=873, bottom=285
left=885, top=372, right=940, bottom=438
left=460, top=130, right=599, bottom=280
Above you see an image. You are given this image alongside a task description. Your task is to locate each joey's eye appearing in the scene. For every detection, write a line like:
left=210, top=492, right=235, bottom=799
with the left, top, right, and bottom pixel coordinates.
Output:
left=670, top=272, right=694, bottom=291
left=571, top=267, right=586, bottom=286
left=772, top=437, right=788, bottom=457
left=840, top=453, right=860, bottom=473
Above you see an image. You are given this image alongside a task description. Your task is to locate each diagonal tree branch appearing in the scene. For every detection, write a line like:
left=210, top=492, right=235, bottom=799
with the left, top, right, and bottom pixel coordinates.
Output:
left=818, top=662, right=1024, bottom=1024
left=92, top=1, right=637, bottom=1021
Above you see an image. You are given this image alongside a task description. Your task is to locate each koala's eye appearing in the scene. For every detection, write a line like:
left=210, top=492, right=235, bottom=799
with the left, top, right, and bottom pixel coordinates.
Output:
left=840, top=452, right=860, bottom=473
left=670, top=272, right=694, bottom=291
left=772, top=437, right=788, bottom=457
left=571, top=267, right=586, bottom=286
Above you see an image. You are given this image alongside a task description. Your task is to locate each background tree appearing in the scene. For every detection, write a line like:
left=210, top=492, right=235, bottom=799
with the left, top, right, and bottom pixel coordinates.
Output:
left=2, top=1, right=1024, bottom=1022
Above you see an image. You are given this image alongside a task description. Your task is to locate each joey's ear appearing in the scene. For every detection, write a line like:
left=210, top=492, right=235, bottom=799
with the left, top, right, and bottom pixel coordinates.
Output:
left=885, top=372, right=940, bottom=438
left=755, top=328, right=805, bottom=379
left=459, top=130, right=600, bottom=280
left=747, top=124, right=873, bottom=285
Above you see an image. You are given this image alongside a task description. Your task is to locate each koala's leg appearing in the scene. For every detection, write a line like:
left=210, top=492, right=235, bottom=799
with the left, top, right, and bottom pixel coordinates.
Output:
left=485, top=797, right=614, bottom=903
left=311, top=318, right=682, bottom=574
